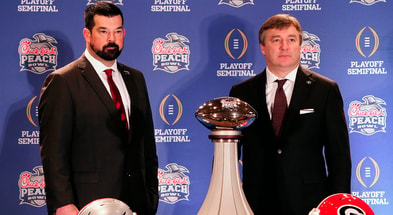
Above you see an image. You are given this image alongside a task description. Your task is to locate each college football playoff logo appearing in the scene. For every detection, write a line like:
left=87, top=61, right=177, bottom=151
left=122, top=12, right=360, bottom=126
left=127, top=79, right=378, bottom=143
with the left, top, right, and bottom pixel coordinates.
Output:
left=159, top=94, right=183, bottom=125
left=356, top=157, right=380, bottom=188
left=224, top=28, right=248, bottom=60
left=356, top=26, right=379, bottom=58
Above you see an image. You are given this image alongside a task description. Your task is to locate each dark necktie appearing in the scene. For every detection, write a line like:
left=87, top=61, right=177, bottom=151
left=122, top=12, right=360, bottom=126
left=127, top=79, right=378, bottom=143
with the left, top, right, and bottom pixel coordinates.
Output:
left=272, top=79, right=288, bottom=136
left=104, top=69, right=128, bottom=132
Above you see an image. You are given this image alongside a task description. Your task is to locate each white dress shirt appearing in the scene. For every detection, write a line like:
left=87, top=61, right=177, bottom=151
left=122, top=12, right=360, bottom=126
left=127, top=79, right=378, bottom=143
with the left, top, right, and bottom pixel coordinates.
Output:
left=265, top=66, right=298, bottom=119
left=84, top=49, right=131, bottom=126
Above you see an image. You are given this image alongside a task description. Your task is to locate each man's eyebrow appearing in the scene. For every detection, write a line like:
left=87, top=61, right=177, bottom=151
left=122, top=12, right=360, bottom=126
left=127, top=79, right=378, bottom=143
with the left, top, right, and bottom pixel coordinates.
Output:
left=270, top=34, right=297, bottom=38
left=96, top=26, right=124, bottom=30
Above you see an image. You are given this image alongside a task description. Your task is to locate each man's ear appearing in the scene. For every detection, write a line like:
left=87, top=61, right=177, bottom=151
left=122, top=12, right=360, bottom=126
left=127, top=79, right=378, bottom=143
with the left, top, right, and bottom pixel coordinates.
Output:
left=260, top=43, right=266, bottom=56
left=83, top=28, right=90, bottom=42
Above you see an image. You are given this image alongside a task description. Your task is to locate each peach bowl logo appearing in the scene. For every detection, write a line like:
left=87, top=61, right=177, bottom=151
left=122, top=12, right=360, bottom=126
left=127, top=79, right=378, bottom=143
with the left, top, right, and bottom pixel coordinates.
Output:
left=356, top=157, right=380, bottom=188
left=158, top=163, right=190, bottom=204
left=350, top=0, right=386, bottom=6
left=348, top=95, right=386, bottom=135
left=19, top=33, right=58, bottom=74
left=160, top=94, right=183, bottom=126
left=87, top=0, right=124, bottom=5
left=152, top=33, right=190, bottom=74
left=18, top=166, right=46, bottom=207
left=225, top=28, right=248, bottom=60
left=301, top=31, right=320, bottom=70
left=356, top=26, right=379, bottom=58
left=218, top=0, right=254, bottom=8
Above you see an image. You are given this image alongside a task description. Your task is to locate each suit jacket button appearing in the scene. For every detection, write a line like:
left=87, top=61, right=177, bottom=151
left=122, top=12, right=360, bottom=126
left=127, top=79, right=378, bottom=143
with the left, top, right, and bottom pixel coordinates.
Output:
left=126, top=172, right=132, bottom=177
left=277, top=149, right=282, bottom=154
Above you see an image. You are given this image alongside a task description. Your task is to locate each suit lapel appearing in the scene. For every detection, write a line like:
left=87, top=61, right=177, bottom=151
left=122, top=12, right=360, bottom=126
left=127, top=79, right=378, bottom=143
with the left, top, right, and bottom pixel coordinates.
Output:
left=78, top=55, right=123, bottom=126
left=248, top=71, right=274, bottom=134
left=257, top=72, right=273, bottom=126
left=117, top=64, right=134, bottom=103
left=281, top=67, right=315, bottom=137
left=117, top=63, right=136, bottom=137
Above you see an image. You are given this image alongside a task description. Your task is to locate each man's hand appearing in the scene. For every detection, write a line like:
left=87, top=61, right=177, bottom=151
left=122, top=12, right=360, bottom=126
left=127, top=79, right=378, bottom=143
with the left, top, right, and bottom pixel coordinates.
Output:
left=56, top=204, right=79, bottom=215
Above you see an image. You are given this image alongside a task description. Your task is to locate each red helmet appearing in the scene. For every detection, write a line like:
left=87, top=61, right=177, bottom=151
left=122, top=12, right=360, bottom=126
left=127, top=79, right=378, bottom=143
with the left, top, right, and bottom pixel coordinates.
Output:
left=309, top=193, right=374, bottom=215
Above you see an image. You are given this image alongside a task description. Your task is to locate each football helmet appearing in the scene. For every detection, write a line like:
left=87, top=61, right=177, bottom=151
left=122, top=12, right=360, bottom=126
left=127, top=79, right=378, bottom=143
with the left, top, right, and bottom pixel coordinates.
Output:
left=78, top=198, right=136, bottom=215
left=308, top=193, right=374, bottom=215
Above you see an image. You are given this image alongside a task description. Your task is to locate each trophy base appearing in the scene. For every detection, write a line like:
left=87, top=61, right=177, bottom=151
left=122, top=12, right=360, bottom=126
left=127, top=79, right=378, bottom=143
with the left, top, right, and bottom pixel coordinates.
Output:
left=198, top=129, right=253, bottom=215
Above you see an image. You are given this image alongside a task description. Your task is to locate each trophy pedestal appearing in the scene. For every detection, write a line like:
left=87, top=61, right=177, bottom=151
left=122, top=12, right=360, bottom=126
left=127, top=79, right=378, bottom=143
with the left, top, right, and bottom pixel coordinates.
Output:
left=198, top=129, right=253, bottom=215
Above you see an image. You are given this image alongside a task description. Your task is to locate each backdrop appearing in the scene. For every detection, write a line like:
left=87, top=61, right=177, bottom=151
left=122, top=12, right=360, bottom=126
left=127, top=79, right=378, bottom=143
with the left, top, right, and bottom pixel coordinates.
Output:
left=1, top=0, right=392, bottom=214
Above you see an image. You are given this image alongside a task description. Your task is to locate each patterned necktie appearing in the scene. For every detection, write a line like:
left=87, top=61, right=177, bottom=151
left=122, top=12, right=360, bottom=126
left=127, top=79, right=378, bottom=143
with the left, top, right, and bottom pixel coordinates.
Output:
left=103, top=69, right=128, bottom=132
left=272, top=79, right=288, bottom=136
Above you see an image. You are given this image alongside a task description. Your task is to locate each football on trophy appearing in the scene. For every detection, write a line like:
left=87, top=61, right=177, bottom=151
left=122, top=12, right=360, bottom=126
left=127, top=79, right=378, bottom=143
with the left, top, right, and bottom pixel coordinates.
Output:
left=195, top=96, right=257, bottom=130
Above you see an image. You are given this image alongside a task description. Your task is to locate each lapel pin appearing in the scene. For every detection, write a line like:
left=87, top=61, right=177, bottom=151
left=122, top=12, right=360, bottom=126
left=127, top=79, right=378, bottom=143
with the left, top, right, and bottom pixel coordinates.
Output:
left=306, top=80, right=312, bottom=85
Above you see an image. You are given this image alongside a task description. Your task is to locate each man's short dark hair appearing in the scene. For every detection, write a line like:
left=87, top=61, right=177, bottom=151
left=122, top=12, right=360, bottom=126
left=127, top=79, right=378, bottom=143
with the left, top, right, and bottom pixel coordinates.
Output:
left=84, top=2, right=124, bottom=31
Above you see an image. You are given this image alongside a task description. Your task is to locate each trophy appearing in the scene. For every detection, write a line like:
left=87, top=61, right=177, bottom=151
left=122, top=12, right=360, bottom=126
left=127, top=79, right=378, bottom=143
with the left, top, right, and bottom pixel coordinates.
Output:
left=195, top=96, right=257, bottom=215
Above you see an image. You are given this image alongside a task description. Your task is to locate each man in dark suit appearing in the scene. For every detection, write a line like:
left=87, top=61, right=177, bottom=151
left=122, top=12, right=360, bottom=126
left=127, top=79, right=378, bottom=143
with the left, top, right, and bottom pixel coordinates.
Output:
left=229, top=14, right=351, bottom=215
left=38, top=2, right=158, bottom=215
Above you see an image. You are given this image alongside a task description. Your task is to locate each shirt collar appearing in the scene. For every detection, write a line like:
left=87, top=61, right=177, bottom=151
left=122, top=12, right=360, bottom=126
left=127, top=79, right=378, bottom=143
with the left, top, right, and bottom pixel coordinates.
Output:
left=266, top=66, right=298, bottom=84
left=84, top=49, right=118, bottom=73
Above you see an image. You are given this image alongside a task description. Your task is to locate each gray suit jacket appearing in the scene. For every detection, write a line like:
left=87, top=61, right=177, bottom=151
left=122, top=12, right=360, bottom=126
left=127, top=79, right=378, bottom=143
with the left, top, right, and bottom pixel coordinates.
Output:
left=229, top=66, right=351, bottom=215
left=39, top=55, right=158, bottom=215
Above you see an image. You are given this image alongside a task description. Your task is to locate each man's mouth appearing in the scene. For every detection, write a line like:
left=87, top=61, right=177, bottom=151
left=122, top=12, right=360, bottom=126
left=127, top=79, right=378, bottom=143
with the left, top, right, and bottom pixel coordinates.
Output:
left=105, top=46, right=117, bottom=50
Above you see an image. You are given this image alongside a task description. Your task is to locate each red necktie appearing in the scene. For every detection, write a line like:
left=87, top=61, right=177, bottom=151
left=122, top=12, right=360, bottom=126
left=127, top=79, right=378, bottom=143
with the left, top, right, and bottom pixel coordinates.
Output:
left=104, top=69, right=128, bottom=132
left=272, top=79, right=287, bottom=136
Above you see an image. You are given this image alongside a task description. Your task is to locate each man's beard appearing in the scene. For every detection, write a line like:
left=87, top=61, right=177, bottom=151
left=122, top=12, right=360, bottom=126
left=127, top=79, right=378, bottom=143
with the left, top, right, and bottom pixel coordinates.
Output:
left=92, top=42, right=122, bottom=61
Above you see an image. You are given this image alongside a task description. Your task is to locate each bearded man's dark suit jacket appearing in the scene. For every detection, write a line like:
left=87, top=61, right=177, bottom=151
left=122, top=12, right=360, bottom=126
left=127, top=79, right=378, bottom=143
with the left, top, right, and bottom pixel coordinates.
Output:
left=39, top=55, right=158, bottom=215
left=229, top=66, right=351, bottom=215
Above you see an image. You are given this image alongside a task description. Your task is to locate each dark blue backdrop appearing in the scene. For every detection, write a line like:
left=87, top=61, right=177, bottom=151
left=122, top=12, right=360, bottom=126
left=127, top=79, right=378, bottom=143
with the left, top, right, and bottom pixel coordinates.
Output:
left=1, top=0, right=392, bottom=214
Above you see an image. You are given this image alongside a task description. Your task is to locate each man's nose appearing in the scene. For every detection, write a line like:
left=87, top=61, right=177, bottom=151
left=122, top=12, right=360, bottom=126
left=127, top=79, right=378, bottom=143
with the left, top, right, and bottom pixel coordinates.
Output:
left=280, top=40, right=289, bottom=50
left=108, top=32, right=115, bottom=42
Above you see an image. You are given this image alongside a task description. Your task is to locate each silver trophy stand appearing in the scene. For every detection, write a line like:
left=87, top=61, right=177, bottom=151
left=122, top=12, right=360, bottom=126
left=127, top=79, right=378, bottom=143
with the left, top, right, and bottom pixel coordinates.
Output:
left=198, top=129, right=253, bottom=215
left=195, top=97, right=256, bottom=215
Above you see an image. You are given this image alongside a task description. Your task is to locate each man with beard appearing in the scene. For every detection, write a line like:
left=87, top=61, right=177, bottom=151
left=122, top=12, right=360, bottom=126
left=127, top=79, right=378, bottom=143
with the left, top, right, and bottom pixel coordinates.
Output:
left=38, top=2, right=158, bottom=215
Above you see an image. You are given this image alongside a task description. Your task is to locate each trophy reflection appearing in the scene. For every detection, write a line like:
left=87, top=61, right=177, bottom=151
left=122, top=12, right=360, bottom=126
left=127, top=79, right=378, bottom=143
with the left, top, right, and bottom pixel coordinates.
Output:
left=195, top=97, right=257, bottom=215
